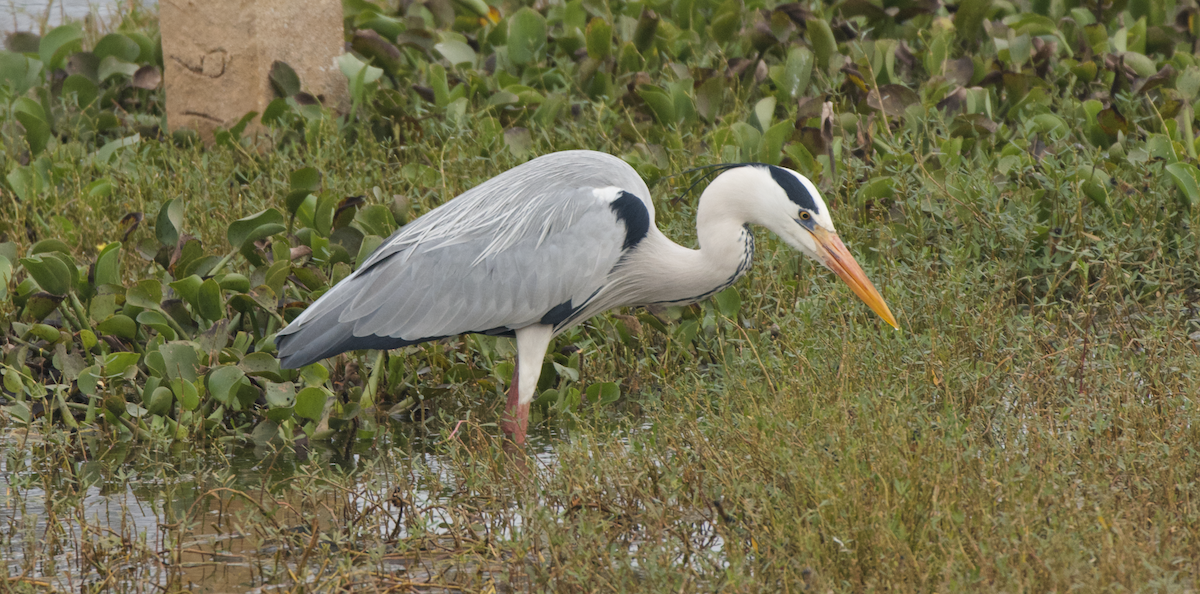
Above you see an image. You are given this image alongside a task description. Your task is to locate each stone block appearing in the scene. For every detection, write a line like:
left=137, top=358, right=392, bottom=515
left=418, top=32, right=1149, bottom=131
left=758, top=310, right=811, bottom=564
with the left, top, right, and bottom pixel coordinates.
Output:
left=160, top=0, right=349, bottom=143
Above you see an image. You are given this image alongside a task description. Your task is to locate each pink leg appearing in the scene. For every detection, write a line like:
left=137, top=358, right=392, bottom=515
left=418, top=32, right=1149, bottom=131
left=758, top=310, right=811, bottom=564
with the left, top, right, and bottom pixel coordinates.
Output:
left=501, top=364, right=528, bottom=445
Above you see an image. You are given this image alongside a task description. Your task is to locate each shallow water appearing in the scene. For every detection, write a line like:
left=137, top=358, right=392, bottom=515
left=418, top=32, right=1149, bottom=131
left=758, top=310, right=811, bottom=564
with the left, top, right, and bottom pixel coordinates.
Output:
left=0, top=419, right=570, bottom=592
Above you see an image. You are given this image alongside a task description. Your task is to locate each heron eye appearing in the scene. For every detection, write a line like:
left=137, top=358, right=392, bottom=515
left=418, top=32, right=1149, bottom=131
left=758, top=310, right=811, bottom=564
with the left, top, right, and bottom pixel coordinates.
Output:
left=799, top=211, right=811, bottom=220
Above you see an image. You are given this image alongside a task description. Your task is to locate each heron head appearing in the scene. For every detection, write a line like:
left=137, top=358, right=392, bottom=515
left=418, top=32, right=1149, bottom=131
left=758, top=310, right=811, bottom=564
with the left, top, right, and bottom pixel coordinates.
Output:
left=739, top=165, right=900, bottom=330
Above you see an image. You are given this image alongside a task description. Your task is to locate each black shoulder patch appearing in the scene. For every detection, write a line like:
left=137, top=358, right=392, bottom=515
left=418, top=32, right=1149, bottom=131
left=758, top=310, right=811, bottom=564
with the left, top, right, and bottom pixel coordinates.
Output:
left=610, top=191, right=651, bottom=250
left=540, top=299, right=576, bottom=327
left=767, top=166, right=819, bottom=214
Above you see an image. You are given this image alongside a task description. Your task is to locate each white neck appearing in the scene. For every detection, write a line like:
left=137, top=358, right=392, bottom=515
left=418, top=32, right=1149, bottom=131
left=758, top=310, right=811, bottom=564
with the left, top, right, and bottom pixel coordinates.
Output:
left=622, top=169, right=763, bottom=306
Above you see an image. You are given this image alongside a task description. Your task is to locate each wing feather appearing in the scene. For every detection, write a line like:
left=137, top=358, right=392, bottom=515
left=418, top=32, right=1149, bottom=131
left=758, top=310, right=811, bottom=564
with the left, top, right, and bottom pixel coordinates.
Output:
left=276, top=151, right=653, bottom=368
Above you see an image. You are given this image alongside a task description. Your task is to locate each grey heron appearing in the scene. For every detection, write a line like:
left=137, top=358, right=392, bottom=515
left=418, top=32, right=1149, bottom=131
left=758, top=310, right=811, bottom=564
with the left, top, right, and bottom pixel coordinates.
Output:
left=275, top=150, right=898, bottom=444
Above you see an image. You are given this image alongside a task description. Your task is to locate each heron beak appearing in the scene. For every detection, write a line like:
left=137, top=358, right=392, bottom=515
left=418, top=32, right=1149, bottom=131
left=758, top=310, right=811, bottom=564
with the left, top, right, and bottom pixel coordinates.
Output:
left=811, top=227, right=899, bottom=329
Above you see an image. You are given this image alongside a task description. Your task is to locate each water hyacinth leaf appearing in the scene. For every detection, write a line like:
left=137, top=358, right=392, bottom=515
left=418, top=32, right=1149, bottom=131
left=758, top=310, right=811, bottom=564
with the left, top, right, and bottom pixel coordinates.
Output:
left=751, top=96, right=776, bottom=131
left=174, top=378, right=200, bottom=411
left=585, top=381, right=620, bottom=406
left=62, top=74, right=98, bottom=106
left=159, top=342, right=199, bottom=383
left=356, top=235, right=384, bottom=268
left=954, top=0, right=992, bottom=46
left=29, top=323, right=63, bottom=343
left=14, top=109, right=50, bottom=156
left=714, top=286, right=741, bottom=317
left=145, top=386, right=173, bottom=416
left=336, top=52, right=383, bottom=85
left=1177, top=66, right=1200, bottom=101
left=774, top=47, right=813, bottom=101
left=207, top=365, right=245, bottom=405
left=97, top=55, right=139, bottom=81
left=126, top=279, right=163, bottom=310
left=136, top=310, right=176, bottom=340
left=508, top=7, right=547, bottom=66
left=504, top=127, right=534, bottom=157
left=97, top=314, right=137, bottom=340
left=0, top=256, right=10, bottom=301
left=268, top=60, right=301, bottom=98
left=295, top=386, right=328, bottom=420
left=103, top=351, right=141, bottom=377
left=23, top=293, right=63, bottom=321
left=169, top=275, right=203, bottom=310
left=92, top=133, right=141, bottom=165
left=0, top=51, right=43, bottom=95
left=39, top=23, right=82, bottom=69
left=314, top=193, right=341, bottom=237
left=155, top=198, right=184, bottom=247
left=695, top=77, right=724, bottom=123
left=19, top=254, right=73, bottom=295
left=1165, top=162, right=1200, bottom=210
left=93, top=242, right=121, bottom=287
left=710, top=6, right=742, bottom=44
left=228, top=208, right=286, bottom=250
left=585, top=17, right=612, bottom=60
left=241, top=351, right=286, bottom=382
left=638, top=86, right=676, bottom=125
left=435, top=40, right=476, bottom=67
left=806, top=18, right=836, bottom=70
left=93, top=33, right=140, bottom=62
left=866, top=84, right=919, bottom=118
left=197, top=279, right=224, bottom=321
left=264, top=381, right=296, bottom=408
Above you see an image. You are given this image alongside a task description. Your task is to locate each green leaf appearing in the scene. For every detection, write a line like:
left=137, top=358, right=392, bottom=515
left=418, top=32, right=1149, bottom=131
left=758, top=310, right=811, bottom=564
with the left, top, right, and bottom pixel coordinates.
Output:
left=269, top=60, right=300, bottom=97
left=295, top=386, right=328, bottom=420
left=155, top=198, right=184, bottom=246
left=353, top=204, right=397, bottom=238
left=169, top=275, right=204, bottom=310
left=1165, top=162, right=1200, bottom=210
left=637, top=86, right=676, bottom=126
left=227, top=208, right=286, bottom=250
left=263, top=381, right=296, bottom=408
left=93, top=242, right=121, bottom=287
left=159, top=342, right=199, bottom=383
left=126, top=279, right=163, bottom=310
left=714, top=287, right=741, bottom=318
left=585, top=17, right=613, bottom=60
left=145, top=386, right=173, bottom=416
left=197, top=278, right=224, bottom=321
left=585, top=381, right=620, bottom=406
left=19, top=254, right=73, bottom=295
left=97, top=55, right=139, bottom=81
left=174, top=378, right=200, bottom=411
left=806, top=18, right=837, bottom=70
left=0, top=51, right=43, bottom=95
left=207, top=365, right=246, bottom=405
left=92, top=33, right=140, bottom=62
left=92, top=133, right=141, bottom=165
left=507, top=7, right=548, bottom=66
left=39, top=24, right=82, bottom=69
left=435, top=40, right=476, bottom=67
left=241, top=351, right=286, bottom=382
left=103, top=351, right=141, bottom=377
left=954, top=0, right=993, bottom=46
left=14, top=110, right=49, bottom=156
left=774, top=47, right=813, bottom=101
left=96, top=315, right=137, bottom=340
left=136, top=310, right=176, bottom=340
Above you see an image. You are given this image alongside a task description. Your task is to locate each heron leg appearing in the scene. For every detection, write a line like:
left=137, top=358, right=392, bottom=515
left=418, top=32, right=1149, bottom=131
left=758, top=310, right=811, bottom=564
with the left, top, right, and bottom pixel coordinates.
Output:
left=501, top=325, right=554, bottom=445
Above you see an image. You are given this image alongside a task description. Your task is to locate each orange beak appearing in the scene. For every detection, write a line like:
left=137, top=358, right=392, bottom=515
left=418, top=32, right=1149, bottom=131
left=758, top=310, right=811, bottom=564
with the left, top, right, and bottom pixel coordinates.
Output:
left=812, top=227, right=899, bottom=329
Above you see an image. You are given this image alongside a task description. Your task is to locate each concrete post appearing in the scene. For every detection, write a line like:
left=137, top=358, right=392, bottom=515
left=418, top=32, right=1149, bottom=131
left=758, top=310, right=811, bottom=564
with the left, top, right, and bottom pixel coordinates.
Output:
left=159, top=0, right=350, bottom=143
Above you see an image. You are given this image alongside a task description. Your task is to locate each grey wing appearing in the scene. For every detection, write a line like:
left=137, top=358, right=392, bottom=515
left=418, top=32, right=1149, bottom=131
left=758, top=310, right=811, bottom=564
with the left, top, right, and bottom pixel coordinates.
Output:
left=276, top=151, right=651, bottom=368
